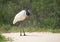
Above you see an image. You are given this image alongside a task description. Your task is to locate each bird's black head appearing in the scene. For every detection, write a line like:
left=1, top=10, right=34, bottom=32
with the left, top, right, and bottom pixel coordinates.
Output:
left=25, top=8, right=30, bottom=16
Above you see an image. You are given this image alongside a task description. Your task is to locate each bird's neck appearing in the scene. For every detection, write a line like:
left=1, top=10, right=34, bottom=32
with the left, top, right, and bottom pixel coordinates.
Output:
left=26, top=9, right=30, bottom=16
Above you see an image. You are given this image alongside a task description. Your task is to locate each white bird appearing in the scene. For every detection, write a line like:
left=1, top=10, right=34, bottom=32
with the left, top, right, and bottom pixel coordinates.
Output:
left=13, top=9, right=30, bottom=36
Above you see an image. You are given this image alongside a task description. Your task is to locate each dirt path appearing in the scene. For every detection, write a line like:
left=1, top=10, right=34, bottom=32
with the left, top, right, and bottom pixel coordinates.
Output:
left=2, top=32, right=60, bottom=42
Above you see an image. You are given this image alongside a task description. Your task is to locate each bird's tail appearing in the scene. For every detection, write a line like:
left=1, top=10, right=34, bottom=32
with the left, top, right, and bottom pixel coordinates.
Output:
left=13, top=20, right=16, bottom=24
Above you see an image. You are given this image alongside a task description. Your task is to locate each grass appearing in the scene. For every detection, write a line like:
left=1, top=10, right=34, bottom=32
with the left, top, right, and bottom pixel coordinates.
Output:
left=0, top=31, right=12, bottom=42
left=0, top=24, right=60, bottom=33
left=0, top=34, right=12, bottom=42
left=0, top=34, right=7, bottom=42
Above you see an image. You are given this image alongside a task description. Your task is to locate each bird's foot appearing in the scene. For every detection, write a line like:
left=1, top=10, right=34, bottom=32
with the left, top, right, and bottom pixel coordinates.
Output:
left=24, top=34, right=26, bottom=36
left=20, top=34, right=22, bottom=36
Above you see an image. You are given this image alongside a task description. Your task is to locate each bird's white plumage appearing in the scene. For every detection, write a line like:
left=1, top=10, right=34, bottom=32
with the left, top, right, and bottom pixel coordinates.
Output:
left=13, top=10, right=27, bottom=24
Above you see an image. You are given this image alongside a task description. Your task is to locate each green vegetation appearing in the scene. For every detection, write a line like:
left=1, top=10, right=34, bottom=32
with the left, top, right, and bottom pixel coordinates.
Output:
left=0, top=24, right=60, bottom=33
left=0, top=34, right=6, bottom=42
left=0, top=34, right=12, bottom=42
left=0, top=0, right=60, bottom=33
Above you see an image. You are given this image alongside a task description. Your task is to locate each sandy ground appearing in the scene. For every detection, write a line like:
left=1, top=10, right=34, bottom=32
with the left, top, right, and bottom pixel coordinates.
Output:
left=2, top=32, right=60, bottom=42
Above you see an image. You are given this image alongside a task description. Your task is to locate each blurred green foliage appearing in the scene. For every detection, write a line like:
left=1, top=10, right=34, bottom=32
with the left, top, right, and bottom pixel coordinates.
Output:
left=0, top=34, right=6, bottom=42
left=0, top=0, right=60, bottom=32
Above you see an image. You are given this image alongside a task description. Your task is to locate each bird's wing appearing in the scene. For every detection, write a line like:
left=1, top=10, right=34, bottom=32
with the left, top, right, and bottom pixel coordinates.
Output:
left=13, top=10, right=27, bottom=24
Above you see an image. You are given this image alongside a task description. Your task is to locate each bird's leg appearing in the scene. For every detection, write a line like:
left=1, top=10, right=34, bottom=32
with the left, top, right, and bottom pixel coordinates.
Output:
left=20, top=28, right=22, bottom=36
left=19, top=23, right=22, bottom=36
left=23, top=28, right=26, bottom=36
